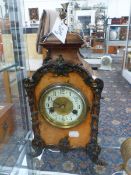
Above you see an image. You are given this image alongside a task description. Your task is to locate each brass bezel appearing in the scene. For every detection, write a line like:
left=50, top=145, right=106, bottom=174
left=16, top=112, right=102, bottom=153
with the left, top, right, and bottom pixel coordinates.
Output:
left=38, top=83, right=89, bottom=129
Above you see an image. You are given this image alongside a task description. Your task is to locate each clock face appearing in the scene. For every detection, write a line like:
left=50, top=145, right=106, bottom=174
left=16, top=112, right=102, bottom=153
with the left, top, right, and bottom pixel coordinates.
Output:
left=38, top=84, right=89, bottom=128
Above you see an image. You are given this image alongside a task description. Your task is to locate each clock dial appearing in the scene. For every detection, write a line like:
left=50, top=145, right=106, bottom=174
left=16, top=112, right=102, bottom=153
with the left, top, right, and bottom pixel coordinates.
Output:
left=38, top=84, right=89, bottom=128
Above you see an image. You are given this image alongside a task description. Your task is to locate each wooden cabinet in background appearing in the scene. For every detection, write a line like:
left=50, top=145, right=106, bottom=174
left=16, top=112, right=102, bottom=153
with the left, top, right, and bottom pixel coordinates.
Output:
left=92, top=40, right=105, bottom=53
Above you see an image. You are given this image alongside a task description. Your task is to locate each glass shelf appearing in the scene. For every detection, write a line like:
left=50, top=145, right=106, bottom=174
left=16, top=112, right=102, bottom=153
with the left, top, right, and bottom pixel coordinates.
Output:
left=0, top=131, right=128, bottom=175
left=0, top=63, right=16, bottom=72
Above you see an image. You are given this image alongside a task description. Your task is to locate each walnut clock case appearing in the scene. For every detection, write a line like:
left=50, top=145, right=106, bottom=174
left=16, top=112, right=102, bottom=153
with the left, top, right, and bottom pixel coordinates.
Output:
left=24, top=33, right=104, bottom=164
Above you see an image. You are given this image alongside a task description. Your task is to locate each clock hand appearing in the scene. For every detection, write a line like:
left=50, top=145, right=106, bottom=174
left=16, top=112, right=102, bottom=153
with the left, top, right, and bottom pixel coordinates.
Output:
left=45, top=106, right=63, bottom=110
left=54, top=102, right=66, bottom=108
left=48, top=105, right=64, bottom=113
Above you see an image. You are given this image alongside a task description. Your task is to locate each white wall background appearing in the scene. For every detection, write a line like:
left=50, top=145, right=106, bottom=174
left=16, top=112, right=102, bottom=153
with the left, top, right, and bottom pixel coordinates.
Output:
left=107, top=0, right=130, bottom=18
left=23, top=0, right=131, bottom=27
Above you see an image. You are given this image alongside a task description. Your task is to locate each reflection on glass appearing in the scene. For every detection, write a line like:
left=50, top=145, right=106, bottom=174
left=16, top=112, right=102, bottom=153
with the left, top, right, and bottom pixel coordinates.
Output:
left=0, top=0, right=14, bottom=65
left=125, top=2, right=131, bottom=72
left=127, top=23, right=131, bottom=71
left=0, top=1, right=29, bottom=174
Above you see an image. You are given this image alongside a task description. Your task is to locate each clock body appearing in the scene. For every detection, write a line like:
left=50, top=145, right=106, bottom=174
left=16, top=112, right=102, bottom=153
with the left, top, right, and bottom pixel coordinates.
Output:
left=24, top=33, right=104, bottom=162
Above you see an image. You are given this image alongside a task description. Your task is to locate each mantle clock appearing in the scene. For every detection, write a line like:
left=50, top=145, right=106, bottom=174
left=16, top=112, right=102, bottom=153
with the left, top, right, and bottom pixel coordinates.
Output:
left=24, top=33, right=104, bottom=164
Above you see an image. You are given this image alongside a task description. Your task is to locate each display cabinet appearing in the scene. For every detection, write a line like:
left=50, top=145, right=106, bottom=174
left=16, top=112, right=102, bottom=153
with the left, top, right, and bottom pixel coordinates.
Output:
left=91, top=6, right=107, bottom=54
left=106, top=18, right=131, bottom=54
left=0, top=0, right=130, bottom=175
left=0, top=63, right=30, bottom=172
left=0, top=0, right=31, bottom=174
left=122, top=1, right=131, bottom=84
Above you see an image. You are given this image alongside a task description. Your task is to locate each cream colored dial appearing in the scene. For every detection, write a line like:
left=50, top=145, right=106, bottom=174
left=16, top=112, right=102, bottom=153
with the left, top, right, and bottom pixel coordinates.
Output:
left=38, top=84, right=89, bottom=128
